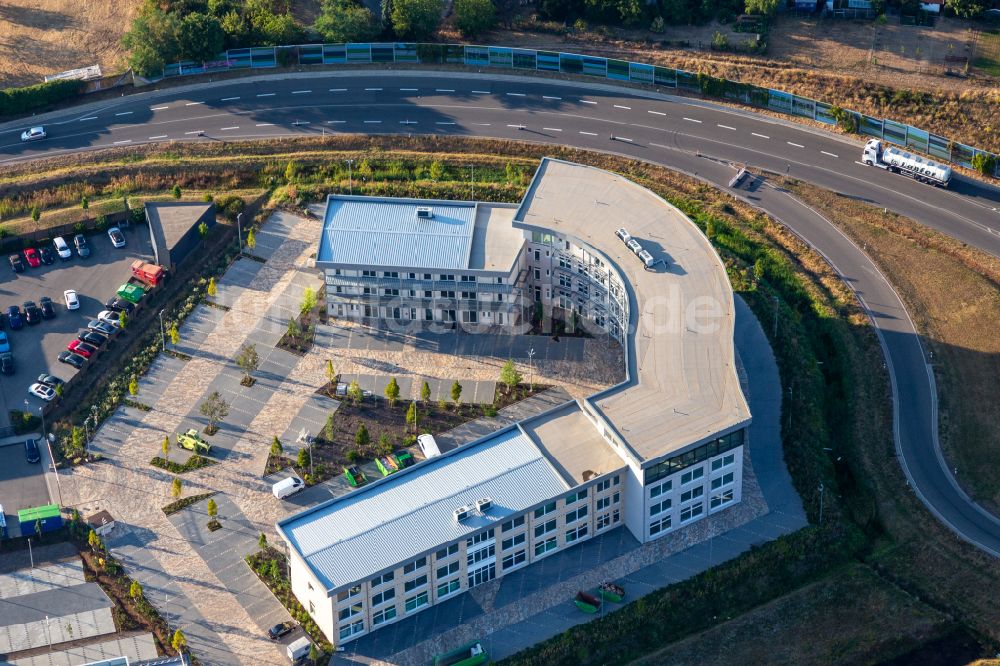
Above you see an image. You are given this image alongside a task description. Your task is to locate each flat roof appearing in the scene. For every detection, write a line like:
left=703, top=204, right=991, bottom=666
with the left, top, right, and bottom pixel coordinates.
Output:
left=277, top=428, right=568, bottom=592
left=514, top=158, right=750, bottom=463
left=468, top=204, right=523, bottom=272
left=520, top=402, right=626, bottom=485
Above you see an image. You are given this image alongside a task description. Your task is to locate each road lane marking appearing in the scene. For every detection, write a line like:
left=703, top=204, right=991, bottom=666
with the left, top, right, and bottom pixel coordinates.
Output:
left=718, top=124, right=736, bottom=131
left=752, top=132, right=770, bottom=139
left=221, top=96, right=240, bottom=101
left=79, top=116, right=98, bottom=121
left=113, top=140, right=132, bottom=145
left=148, top=134, right=168, bottom=139
left=787, top=141, right=805, bottom=148
left=400, top=120, right=418, bottom=124
left=220, top=126, right=239, bottom=131
left=543, top=95, right=562, bottom=100
left=579, top=131, right=598, bottom=136
left=184, top=130, right=204, bottom=135
left=364, top=87, right=382, bottom=91
left=399, top=88, right=418, bottom=91
left=683, top=117, right=702, bottom=123
left=650, top=142, right=670, bottom=149
left=326, top=120, right=346, bottom=124
left=543, top=127, right=563, bottom=132
left=471, top=123, right=491, bottom=126
left=329, top=88, right=347, bottom=92
left=821, top=150, right=840, bottom=158
left=436, top=88, right=455, bottom=92
left=292, top=121, right=310, bottom=125
left=614, top=104, right=631, bottom=110
left=115, top=112, right=133, bottom=116
left=506, top=124, right=524, bottom=128
left=255, top=123, right=274, bottom=127
left=614, top=136, right=634, bottom=142
left=471, top=90, right=489, bottom=94
left=648, top=110, right=666, bottom=116
left=292, top=90, right=311, bottom=94
left=506, top=92, right=526, bottom=97
left=185, top=101, right=204, bottom=106
left=256, top=93, right=275, bottom=97
left=580, top=100, right=597, bottom=104
left=436, top=121, right=456, bottom=125
left=150, top=106, right=168, bottom=110
left=364, top=120, right=382, bottom=123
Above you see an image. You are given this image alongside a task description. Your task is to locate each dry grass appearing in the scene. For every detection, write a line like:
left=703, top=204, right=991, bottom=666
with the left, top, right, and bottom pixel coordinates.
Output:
left=0, top=0, right=141, bottom=88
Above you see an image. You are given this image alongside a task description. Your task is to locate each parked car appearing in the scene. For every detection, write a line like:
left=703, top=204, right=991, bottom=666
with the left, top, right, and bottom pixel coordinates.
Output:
left=23, top=248, right=41, bottom=268
left=37, top=374, right=64, bottom=388
left=38, top=245, right=55, bottom=265
left=267, top=622, right=294, bottom=641
left=6, top=306, right=23, bottom=330
left=8, top=254, right=24, bottom=273
left=107, top=227, right=126, bottom=248
left=272, top=475, right=305, bottom=499
left=22, top=301, right=42, bottom=325
left=39, top=297, right=55, bottom=319
left=28, top=383, right=55, bottom=402
left=0, top=331, right=9, bottom=353
left=74, top=234, right=90, bottom=258
left=64, top=290, right=80, bottom=310
left=77, top=330, right=106, bottom=347
left=24, top=438, right=41, bottom=464
left=0, top=352, right=13, bottom=376
left=176, top=429, right=211, bottom=453
left=104, top=297, right=136, bottom=315
left=97, top=310, right=122, bottom=327
left=87, top=320, right=115, bottom=336
left=67, top=340, right=97, bottom=358
left=20, top=126, right=46, bottom=142
left=57, top=350, right=86, bottom=369
left=53, top=236, right=72, bottom=260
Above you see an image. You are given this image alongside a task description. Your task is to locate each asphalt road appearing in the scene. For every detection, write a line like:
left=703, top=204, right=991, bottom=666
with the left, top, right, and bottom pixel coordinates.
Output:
left=1, top=71, right=997, bottom=557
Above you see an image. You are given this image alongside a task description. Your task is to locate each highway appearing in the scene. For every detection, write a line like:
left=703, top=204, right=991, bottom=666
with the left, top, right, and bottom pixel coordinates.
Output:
left=2, top=71, right=999, bottom=556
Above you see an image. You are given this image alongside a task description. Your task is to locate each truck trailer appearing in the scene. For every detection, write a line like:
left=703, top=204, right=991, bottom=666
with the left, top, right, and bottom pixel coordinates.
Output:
left=131, top=260, right=165, bottom=287
left=861, top=139, right=952, bottom=187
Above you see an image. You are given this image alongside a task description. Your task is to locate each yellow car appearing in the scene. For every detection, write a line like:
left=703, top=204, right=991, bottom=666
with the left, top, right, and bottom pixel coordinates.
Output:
left=176, top=429, right=211, bottom=454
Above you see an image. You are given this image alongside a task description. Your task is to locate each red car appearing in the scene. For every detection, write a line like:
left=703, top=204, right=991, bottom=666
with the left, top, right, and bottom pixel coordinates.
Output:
left=67, top=339, right=97, bottom=358
left=23, top=248, right=40, bottom=268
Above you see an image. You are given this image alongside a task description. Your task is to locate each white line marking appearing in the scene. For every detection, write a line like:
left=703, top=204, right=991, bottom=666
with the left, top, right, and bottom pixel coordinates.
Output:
left=787, top=141, right=805, bottom=148
left=150, top=106, right=168, bottom=110
left=79, top=116, right=98, bottom=121
left=821, top=150, right=840, bottom=158
left=256, top=93, right=275, bottom=97
left=471, top=90, right=489, bottom=94
left=580, top=100, right=597, bottom=104
left=364, top=120, right=382, bottom=124
left=112, top=140, right=132, bottom=145
left=115, top=112, right=133, bottom=116
left=329, top=88, right=347, bottom=92
left=399, top=88, right=418, bottom=91
left=648, top=110, right=666, bottom=116
left=400, top=120, right=418, bottom=125
left=614, top=104, right=631, bottom=110
left=718, top=124, right=736, bottom=131
left=615, top=136, right=634, bottom=142
left=752, top=132, right=770, bottom=139
left=579, top=131, right=598, bottom=136
left=650, top=142, right=670, bottom=149
left=148, top=135, right=168, bottom=140
left=683, top=117, right=702, bottom=123
left=543, top=95, right=562, bottom=100
left=292, top=90, right=312, bottom=95
left=436, top=88, right=455, bottom=92
left=364, top=87, right=382, bottom=91
left=184, top=130, right=204, bottom=135
left=255, top=123, right=274, bottom=127
left=471, top=123, right=491, bottom=126
left=436, top=121, right=456, bottom=125
left=543, top=127, right=563, bottom=132
left=220, top=126, right=239, bottom=131
left=506, top=124, right=524, bottom=128
left=506, top=92, right=526, bottom=97
left=185, top=101, right=204, bottom=106
left=221, top=96, right=240, bottom=101
left=293, top=121, right=310, bottom=125
left=326, top=120, right=346, bottom=124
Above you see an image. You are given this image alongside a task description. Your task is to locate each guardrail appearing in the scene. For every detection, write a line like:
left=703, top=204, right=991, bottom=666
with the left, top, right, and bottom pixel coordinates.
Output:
left=159, top=43, right=1000, bottom=179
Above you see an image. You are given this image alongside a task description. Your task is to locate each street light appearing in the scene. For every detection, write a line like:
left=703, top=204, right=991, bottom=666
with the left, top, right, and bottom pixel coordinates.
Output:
left=236, top=212, right=244, bottom=257
left=346, top=159, right=354, bottom=195
left=527, top=348, right=536, bottom=391
left=158, top=308, right=167, bottom=350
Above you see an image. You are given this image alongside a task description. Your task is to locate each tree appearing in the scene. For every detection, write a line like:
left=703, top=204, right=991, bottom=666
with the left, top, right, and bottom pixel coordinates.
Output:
left=284, top=160, right=298, bottom=183
left=429, top=160, right=445, bottom=181
left=499, top=359, right=522, bottom=393
left=81, top=194, right=89, bottom=211
left=451, top=381, right=463, bottom=408
left=122, top=7, right=181, bottom=77
left=172, top=184, right=182, bottom=199
left=355, top=424, right=371, bottom=449
left=119, top=311, right=128, bottom=329
left=745, top=0, right=779, bottom=13
left=296, top=447, right=309, bottom=468
left=169, top=323, right=180, bottom=345
left=347, top=380, right=364, bottom=406
left=300, top=287, right=317, bottom=316
left=171, top=477, right=183, bottom=499
left=71, top=426, right=85, bottom=457
left=207, top=498, right=218, bottom=521
left=234, top=343, right=260, bottom=382
left=198, top=221, right=209, bottom=238
left=162, top=435, right=170, bottom=461
left=406, top=401, right=417, bottom=433
left=246, top=227, right=256, bottom=252
left=130, top=580, right=143, bottom=601
left=207, top=277, right=217, bottom=296
left=199, top=391, right=229, bottom=433
left=171, top=629, right=187, bottom=653
left=314, top=0, right=382, bottom=42
left=258, top=532, right=268, bottom=550
left=323, top=412, right=336, bottom=441
left=178, top=12, right=225, bottom=62
left=382, top=0, right=394, bottom=29
left=421, top=381, right=431, bottom=403
left=127, top=376, right=139, bottom=397
left=35, top=519, right=42, bottom=540
left=270, top=436, right=283, bottom=456
left=392, top=0, right=443, bottom=39
left=454, top=0, right=496, bottom=36
left=377, top=433, right=393, bottom=456
left=971, top=152, right=997, bottom=177
left=88, top=529, right=102, bottom=552
left=944, top=0, right=985, bottom=17
left=30, top=206, right=40, bottom=223
left=385, top=377, right=400, bottom=407
left=308, top=642, right=322, bottom=665
left=325, top=359, right=336, bottom=385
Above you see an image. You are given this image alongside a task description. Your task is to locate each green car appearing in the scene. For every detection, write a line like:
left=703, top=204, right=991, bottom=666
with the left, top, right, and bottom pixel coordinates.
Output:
left=176, top=428, right=211, bottom=454
left=117, top=282, right=145, bottom=304
left=343, top=466, right=367, bottom=488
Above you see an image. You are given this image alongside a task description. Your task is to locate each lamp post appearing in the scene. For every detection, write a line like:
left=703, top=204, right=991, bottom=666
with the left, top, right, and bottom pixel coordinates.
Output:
left=346, top=159, right=354, bottom=195
left=527, top=348, right=536, bottom=391
left=236, top=212, right=244, bottom=257
left=159, top=308, right=167, bottom=350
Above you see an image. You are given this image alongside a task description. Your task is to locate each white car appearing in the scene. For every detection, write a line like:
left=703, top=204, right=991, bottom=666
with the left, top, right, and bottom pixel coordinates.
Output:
left=107, top=227, right=126, bottom=248
left=53, top=236, right=72, bottom=260
left=64, top=290, right=80, bottom=310
left=97, top=310, right=122, bottom=327
left=28, top=382, right=56, bottom=401
left=21, top=126, right=46, bottom=142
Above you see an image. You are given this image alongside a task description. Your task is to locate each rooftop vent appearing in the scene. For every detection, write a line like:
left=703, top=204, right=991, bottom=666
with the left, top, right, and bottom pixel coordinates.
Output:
left=475, top=497, right=493, bottom=513
left=453, top=505, right=472, bottom=522
left=416, top=206, right=434, bottom=219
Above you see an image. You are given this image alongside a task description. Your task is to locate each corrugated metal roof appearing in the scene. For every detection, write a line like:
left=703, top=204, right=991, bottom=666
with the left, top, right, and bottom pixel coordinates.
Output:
left=280, top=428, right=568, bottom=591
left=317, top=196, right=477, bottom=269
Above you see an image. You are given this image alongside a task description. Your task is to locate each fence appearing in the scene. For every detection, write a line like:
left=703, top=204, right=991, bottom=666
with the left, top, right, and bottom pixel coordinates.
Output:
left=0, top=209, right=133, bottom=254
left=159, top=43, right=999, bottom=178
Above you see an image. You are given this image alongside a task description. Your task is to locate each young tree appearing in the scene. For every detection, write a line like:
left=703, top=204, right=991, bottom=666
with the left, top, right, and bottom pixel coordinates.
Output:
left=325, top=359, right=336, bottom=385
left=347, top=380, right=364, bottom=406
left=169, top=323, right=180, bottom=345
left=355, top=424, right=371, bottom=449
left=207, top=276, right=217, bottom=296
left=406, top=401, right=417, bottom=433
left=454, top=0, right=496, bottom=37
left=171, top=477, right=183, bottom=499
left=172, top=184, right=182, bottom=199
left=246, top=227, right=256, bottom=252
left=207, top=498, right=218, bottom=522
left=296, top=447, right=309, bottom=468
left=421, top=380, right=431, bottom=403
left=258, top=532, right=268, bottom=551
left=30, top=206, right=40, bottom=224
left=119, top=311, right=129, bottom=329
left=128, top=376, right=138, bottom=396
left=71, top=426, right=85, bottom=457
left=286, top=317, right=301, bottom=339
left=198, top=220, right=209, bottom=238
left=323, top=412, right=336, bottom=441
left=81, top=194, right=89, bottom=211
left=377, top=433, right=393, bottom=457
left=451, top=381, right=463, bottom=409
left=300, top=287, right=318, bottom=316
left=499, top=359, right=522, bottom=393
left=130, top=580, right=143, bottom=601
left=234, top=343, right=260, bottom=382
left=270, top=436, right=283, bottom=456
left=162, top=435, right=170, bottom=462
left=384, top=377, right=400, bottom=408
left=308, top=642, right=322, bottom=666
left=171, top=629, right=187, bottom=653
left=199, top=391, right=229, bottom=433
left=429, top=160, right=445, bottom=181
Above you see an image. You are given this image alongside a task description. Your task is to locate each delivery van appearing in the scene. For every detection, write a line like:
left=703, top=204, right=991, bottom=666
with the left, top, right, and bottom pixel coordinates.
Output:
left=272, top=475, right=305, bottom=500
left=287, top=636, right=312, bottom=662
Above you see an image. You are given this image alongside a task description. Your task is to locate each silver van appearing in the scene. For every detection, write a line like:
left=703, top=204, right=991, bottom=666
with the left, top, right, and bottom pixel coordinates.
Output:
left=287, top=636, right=312, bottom=662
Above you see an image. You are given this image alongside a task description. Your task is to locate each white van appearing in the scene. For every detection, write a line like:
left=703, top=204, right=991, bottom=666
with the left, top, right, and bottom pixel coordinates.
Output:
left=53, top=236, right=72, bottom=260
left=417, top=434, right=441, bottom=459
left=287, top=636, right=312, bottom=662
left=272, top=475, right=305, bottom=500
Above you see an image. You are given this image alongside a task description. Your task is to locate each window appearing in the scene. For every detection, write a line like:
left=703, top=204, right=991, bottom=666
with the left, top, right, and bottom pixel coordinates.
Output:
left=440, top=290, right=455, bottom=299
left=534, top=269, right=541, bottom=281
left=595, top=478, right=611, bottom=492
left=339, top=620, right=364, bottom=640
left=534, top=519, right=556, bottom=538
left=466, top=530, right=495, bottom=547
left=534, top=250, right=540, bottom=261
left=339, top=604, right=362, bottom=621
left=424, top=273, right=432, bottom=280
left=649, top=499, right=671, bottom=516
left=565, top=488, right=588, bottom=504
left=650, top=515, right=672, bottom=536
left=596, top=496, right=612, bottom=511
left=711, top=453, right=736, bottom=472
left=437, top=561, right=460, bottom=579
left=649, top=480, right=672, bottom=498
left=468, top=562, right=496, bottom=587
left=612, top=509, right=620, bottom=523
left=436, top=543, right=458, bottom=559
left=681, top=467, right=704, bottom=485
left=681, top=486, right=704, bottom=503
left=373, top=607, right=397, bottom=626
left=534, top=537, right=557, bottom=556
left=437, top=579, right=461, bottom=597
left=405, top=592, right=429, bottom=612
left=440, top=274, right=455, bottom=282
left=501, top=533, right=525, bottom=551
left=309, top=600, right=315, bottom=615
left=565, top=524, right=588, bottom=543
left=461, top=275, right=477, bottom=282
left=597, top=512, right=616, bottom=530
left=501, top=516, right=524, bottom=532
left=534, top=502, right=556, bottom=519
left=461, top=291, right=476, bottom=300
left=502, top=549, right=526, bottom=570
left=362, top=270, right=376, bottom=277
left=565, top=505, right=588, bottom=523
left=645, top=430, right=745, bottom=484
left=371, top=588, right=395, bottom=606
left=680, top=503, right=704, bottom=522
left=403, top=557, right=426, bottom=575
left=404, top=575, right=427, bottom=593
left=382, top=271, right=398, bottom=278
left=467, top=544, right=495, bottom=566
left=711, top=489, right=735, bottom=509
left=711, top=472, right=734, bottom=490
left=337, top=585, right=361, bottom=602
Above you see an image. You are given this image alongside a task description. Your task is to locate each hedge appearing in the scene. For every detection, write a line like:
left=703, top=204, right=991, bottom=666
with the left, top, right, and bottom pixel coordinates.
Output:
left=0, top=79, right=86, bottom=118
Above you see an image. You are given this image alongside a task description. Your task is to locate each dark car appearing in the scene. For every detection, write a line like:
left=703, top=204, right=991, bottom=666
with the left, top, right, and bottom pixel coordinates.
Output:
left=57, top=350, right=86, bottom=369
left=38, top=245, right=56, bottom=265
left=105, top=297, right=136, bottom=315
left=0, top=352, right=13, bottom=376
left=267, top=622, right=294, bottom=640
left=37, top=373, right=64, bottom=388
left=6, top=305, right=24, bottom=330
left=78, top=330, right=106, bottom=347
left=24, top=438, right=40, bottom=464
left=23, top=301, right=42, bottom=325
left=39, top=297, right=55, bottom=319
left=74, top=234, right=91, bottom=258
left=9, top=254, right=25, bottom=273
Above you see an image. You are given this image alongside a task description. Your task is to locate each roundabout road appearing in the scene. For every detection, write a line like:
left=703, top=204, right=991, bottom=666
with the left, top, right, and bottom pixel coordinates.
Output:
left=3, top=71, right=999, bottom=556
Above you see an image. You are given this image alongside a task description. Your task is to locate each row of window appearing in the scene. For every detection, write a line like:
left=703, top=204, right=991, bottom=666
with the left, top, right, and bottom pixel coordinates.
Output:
left=346, top=269, right=503, bottom=284
left=644, top=429, right=745, bottom=484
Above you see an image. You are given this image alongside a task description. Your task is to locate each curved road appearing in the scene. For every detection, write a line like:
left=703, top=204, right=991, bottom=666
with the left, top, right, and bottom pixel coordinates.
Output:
left=2, top=71, right=999, bottom=556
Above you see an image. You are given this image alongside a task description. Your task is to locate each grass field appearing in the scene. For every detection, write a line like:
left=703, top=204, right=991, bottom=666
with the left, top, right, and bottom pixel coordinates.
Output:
left=973, top=30, right=1000, bottom=77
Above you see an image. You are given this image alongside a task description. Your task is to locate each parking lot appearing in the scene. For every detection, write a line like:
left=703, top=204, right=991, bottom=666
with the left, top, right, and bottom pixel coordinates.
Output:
left=0, top=440, right=51, bottom=538
left=0, top=223, right=155, bottom=428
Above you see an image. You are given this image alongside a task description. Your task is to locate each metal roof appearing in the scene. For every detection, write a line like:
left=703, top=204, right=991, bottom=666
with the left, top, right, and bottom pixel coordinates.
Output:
left=316, top=195, right=477, bottom=270
left=277, top=427, right=569, bottom=592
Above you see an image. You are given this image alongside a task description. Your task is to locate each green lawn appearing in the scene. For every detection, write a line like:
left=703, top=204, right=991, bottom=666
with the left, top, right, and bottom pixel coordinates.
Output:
left=973, top=30, right=1000, bottom=76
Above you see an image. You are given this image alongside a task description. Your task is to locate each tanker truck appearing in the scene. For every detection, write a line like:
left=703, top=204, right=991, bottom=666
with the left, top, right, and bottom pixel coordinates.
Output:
left=861, top=139, right=952, bottom=188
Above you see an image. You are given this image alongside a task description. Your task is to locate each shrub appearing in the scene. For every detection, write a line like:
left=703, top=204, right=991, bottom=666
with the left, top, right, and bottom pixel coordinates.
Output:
left=711, top=31, right=729, bottom=51
left=971, top=152, right=997, bottom=177
left=830, top=105, right=859, bottom=134
left=454, top=0, right=497, bottom=36
left=0, top=79, right=85, bottom=118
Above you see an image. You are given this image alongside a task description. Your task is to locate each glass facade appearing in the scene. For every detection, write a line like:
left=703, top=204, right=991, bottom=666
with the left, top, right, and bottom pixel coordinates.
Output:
left=644, top=429, right=745, bottom=484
